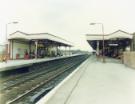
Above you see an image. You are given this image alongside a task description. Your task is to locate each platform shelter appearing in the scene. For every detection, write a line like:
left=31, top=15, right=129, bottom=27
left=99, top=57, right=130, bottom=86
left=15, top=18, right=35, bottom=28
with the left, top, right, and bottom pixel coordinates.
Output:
left=8, top=31, right=72, bottom=59
left=86, top=30, right=133, bottom=58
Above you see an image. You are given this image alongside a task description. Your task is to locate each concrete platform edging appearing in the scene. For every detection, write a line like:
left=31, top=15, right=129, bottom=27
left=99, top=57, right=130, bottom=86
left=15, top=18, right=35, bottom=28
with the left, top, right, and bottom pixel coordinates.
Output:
left=36, top=57, right=92, bottom=104
left=0, top=54, right=85, bottom=72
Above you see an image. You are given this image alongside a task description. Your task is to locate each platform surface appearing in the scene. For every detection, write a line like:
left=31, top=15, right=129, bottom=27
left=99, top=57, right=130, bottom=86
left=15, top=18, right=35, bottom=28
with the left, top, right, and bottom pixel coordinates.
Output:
left=0, top=54, right=81, bottom=72
left=37, top=56, right=135, bottom=104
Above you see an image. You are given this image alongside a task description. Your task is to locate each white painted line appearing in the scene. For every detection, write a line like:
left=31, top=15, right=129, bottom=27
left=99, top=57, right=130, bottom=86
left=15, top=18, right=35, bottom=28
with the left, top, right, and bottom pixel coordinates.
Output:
left=36, top=57, right=90, bottom=104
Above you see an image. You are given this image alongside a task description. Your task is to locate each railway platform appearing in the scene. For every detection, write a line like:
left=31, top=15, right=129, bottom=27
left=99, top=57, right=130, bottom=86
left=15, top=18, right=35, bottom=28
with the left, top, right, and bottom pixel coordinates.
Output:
left=37, top=56, right=135, bottom=104
left=0, top=54, right=82, bottom=72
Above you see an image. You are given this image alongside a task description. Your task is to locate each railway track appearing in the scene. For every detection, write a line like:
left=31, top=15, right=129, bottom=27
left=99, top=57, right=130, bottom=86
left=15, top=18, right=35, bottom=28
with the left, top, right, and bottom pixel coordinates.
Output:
left=0, top=55, right=89, bottom=104
left=0, top=58, right=69, bottom=83
left=0, top=58, right=72, bottom=92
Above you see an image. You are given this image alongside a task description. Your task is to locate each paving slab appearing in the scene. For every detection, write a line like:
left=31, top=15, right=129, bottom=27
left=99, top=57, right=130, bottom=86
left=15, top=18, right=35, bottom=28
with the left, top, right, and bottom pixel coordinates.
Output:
left=37, top=56, right=135, bottom=104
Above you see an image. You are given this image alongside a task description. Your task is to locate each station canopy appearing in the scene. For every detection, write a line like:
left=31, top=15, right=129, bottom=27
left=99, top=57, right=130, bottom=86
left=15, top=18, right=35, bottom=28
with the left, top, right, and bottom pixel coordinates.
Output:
left=86, top=30, right=133, bottom=41
left=86, top=30, right=133, bottom=53
left=8, top=31, right=72, bottom=47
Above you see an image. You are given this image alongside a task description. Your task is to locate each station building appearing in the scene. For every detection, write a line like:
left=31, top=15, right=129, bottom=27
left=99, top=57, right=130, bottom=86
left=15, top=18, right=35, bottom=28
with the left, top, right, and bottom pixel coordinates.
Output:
left=8, top=31, right=72, bottom=60
left=86, top=30, right=133, bottom=58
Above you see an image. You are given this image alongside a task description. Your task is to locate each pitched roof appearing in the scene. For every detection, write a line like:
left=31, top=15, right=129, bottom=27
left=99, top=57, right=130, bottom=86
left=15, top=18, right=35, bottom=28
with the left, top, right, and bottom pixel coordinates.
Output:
left=8, top=31, right=72, bottom=46
left=86, top=30, right=133, bottom=41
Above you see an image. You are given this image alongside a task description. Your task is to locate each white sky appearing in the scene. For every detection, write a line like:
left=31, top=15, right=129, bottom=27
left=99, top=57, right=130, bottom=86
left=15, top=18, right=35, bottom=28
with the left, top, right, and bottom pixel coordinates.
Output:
left=0, top=0, right=135, bottom=51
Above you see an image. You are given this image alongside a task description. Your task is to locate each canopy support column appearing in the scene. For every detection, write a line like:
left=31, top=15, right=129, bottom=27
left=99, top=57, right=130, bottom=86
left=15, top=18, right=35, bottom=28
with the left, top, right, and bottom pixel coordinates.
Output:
left=96, top=41, right=99, bottom=55
left=11, top=40, right=14, bottom=59
left=65, top=46, right=67, bottom=56
left=35, top=40, right=38, bottom=59
left=68, top=46, right=70, bottom=56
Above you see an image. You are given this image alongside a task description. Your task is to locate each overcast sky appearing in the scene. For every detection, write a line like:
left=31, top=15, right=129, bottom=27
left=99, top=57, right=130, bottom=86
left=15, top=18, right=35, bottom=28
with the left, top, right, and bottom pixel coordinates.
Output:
left=0, top=0, right=135, bottom=51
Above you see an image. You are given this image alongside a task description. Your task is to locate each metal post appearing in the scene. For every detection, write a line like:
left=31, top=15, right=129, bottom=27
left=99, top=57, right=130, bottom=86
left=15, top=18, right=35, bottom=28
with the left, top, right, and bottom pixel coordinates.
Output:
left=69, top=46, right=70, bottom=56
left=101, top=24, right=105, bottom=63
left=5, top=22, right=18, bottom=62
left=90, top=22, right=105, bottom=63
left=12, top=40, right=14, bottom=59
left=96, top=41, right=99, bottom=55
left=35, top=40, right=38, bottom=59
left=65, top=46, right=66, bottom=56
left=5, top=24, right=8, bottom=62
left=56, top=46, right=59, bottom=56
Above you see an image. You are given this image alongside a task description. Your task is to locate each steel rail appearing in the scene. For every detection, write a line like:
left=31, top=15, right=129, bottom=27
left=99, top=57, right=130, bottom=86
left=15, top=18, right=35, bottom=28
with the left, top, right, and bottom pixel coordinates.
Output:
left=6, top=58, right=85, bottom=104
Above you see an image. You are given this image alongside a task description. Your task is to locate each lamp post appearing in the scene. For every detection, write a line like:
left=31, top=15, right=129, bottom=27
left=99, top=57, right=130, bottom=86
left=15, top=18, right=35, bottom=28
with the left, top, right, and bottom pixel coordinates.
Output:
left=90, top=23, right=105, bottom=63
left=5, top=21, right=18, bottom=62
